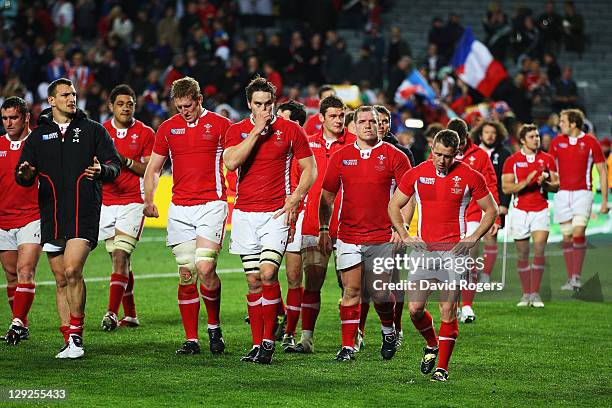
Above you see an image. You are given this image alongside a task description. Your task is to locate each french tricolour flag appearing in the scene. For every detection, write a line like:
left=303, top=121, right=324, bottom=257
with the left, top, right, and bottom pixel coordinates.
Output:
left=394, top=68, right=437, bottom=106
left=451, top=28, right=507, bottom=97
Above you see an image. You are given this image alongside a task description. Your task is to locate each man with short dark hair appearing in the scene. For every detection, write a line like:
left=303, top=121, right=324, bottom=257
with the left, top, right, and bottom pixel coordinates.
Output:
left=304, top=85, right=336, bottom=135
left=99, top=84, right=155, bottom=331
left=374, top=104, right=415, bottom=166
left=16, top=78, right=121, bottom=358
left=389, top=129, right=498, bottom=381
left=0, top=97, right=41, bottom=345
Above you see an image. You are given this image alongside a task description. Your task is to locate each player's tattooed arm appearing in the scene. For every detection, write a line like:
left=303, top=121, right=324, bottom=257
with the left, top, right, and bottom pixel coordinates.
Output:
left=142, top=152, right=167, bottom=218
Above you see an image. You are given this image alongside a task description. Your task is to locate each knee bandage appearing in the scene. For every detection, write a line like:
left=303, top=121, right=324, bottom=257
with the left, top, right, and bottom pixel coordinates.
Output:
left=195, top=247, right=219, bottom=265
left=260, top=248, right=283, bottom=268
left=172, top=240, right=197, bottom=284
left=559, top=222, right=574, bottom=236
left=241, top=254, right=260, bottom=274
left=114, top=234, right=138, bottom=255
left=572, top=214, right=589, bottom=227
left=105, top=239, right=115, bottom=253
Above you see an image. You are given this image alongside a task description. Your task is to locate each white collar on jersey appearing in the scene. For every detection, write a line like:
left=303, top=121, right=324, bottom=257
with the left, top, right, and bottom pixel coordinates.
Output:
left=520, top=148, right=537, bottom=162
left=249, top=114, right=278, bottom=126
left=186, top=108, right=208, bottom=128
left=5, top=131, right=30, bottom=149
left=353, top=140, right=383, bottom=159
left=568, top=131, right=585, bottom=145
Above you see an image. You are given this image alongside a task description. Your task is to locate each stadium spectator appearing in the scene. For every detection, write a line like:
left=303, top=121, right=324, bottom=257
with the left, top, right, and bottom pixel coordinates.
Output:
left=323, top=38, right=353, bottom=85
left=223, top=77, right=316, bottom=364
left=387, top=26, right=412, bottom=71
left=385, top=55, right=411, bottom=102
left=483, top=2, right=511, bottom=62
left=389, top=129, right=498, bottom=382
left=537, top=1, right=563, bottom=55
left=263, top=61, right=283, bottom=99
left=304, top=33, right=324, bottom=85
left=99, top=85, right=154, bottom=332
left=0, top=97, right=41, bottom=345
left=157, top=6, right=181, bottom=52
left=562, top=1, right=585, bottom=56
left=16, top=78, right=121, bottom=359
left=542, top=52, right=561, bottom=84
left=352, top=47, right=382, bottom=89
left=144, top=77, right=232, bottom=356
left=502, top=124, right=559, bottom=308
left=552, top=67, right=579, bottom=112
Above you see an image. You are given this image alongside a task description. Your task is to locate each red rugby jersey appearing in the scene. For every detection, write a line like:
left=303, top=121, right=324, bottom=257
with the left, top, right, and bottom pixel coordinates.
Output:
left=549, top=132, right=605, bottom=191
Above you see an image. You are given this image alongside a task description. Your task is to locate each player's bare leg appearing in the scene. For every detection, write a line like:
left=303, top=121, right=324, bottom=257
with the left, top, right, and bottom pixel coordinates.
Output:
left=431, top=288, right=460, bottom=382
left=529, top=231, right=549, bottom=307
left=1, top=250, right=18, bottom=318
left=336, top=264, right=361, bottom=361
left=408, top=284, right=438, bottom=375
left=102, top=229, right=135, bottom=331
left=282, top=251, right=303, bottom=350
left=173, top=240, right=201, bottom=355
left=290, top=246, right=329, bottom=354
left=47, top=252, right=71, bottom=343
left=195, top=235, right=224, bottom=354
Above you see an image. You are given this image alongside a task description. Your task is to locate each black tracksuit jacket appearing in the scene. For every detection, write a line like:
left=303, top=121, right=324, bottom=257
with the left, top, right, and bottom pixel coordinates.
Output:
left=15, top=108, right=120, bottom=248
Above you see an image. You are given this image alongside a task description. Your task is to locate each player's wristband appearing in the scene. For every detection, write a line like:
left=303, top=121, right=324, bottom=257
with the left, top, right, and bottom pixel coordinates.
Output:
left=125, top=158, right=133, bottom=169
left=319, top=225, right=329, bottom=233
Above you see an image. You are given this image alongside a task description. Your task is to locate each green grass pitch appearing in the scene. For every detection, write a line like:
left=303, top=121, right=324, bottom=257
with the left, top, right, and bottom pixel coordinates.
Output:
left=0, top=228, right=610, bottom=407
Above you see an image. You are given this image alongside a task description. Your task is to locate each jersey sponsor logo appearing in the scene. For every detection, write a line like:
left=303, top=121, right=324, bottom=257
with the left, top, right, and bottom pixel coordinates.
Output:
left=342, top=159, right=358, bottom=166
left=240, top=132, right=249, bottom=139
left=309, top=142, right=321, bottom=148
left=10, top=141, right=22, bottom=150
left=170, top=128, right=186, bottom=135
left=0, top=150, right=7, bottom=157
left=42, top=132, right=59, bottom=141
left=516, top=162, right=528, bottom=167
left=419, top=177, right=435, bottom=185
left=451, top=175, right=463, bottom=194
left=558, top=143, right=568, bottom=148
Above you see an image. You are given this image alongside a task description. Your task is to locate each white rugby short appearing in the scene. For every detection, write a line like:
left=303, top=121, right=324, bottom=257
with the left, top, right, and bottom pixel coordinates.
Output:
left=335, top=238, right=395, bottom=274
left=42, top=238, right=91, bottom=253
left=509, top=207, right=550, bottom=240
left=553, top=190, right=593, bottom=224
left=0, top=219, right=41, bottom=251
left=286, top=210, right=304, bottom=252
left=167, top=201, right=228, bottom=246
left=466, top=221, right=480, bottom=237
left=98, top=203, right=145, bottom=241
left=229, top=208, right=288, bottom=255
left=407, top=249, right=468, bottom=283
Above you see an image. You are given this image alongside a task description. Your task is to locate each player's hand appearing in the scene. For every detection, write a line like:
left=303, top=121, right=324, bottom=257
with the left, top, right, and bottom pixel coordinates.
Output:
left=390, top=230, right=405, bottom=251
left=536, top=171, right=549, bottom=185
left=17, top=161, right=37, bottom=181
left=287, top=227, right=296, bottom=244
left=84, top=156, right=102, bottom=180
left=274, top=195, right=300, bottom=226
left=600, top=202, right=609, bottom=215
left=253, top=111, right=272, bottom=135
left=402, top=235, right=428, bottom=252
left=488, top=223, right=500, bottom=235
left=451, top=236, right=478, bottom=256
left=143, top=202, right=159, bottom=218
left=499, top=205, right=508, bottom=216
left=318, top=232, right=333, bottom=257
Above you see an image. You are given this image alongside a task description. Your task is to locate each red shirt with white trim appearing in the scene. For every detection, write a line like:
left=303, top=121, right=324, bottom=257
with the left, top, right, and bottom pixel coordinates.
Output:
left=301, top=129, right=356, bottom=237
left=102, top=119, right=154, bottom=205
left=0, top=134, right=39, bottom=230
left=502, top=150, right=557, bottom=212
left=398, top=160, right=488, bottom=246
left=304, top=114, right=322, bottom=135
left=549, top=132, right=605, bottom=191
left=322, top=141, right=411, bottom=244
left=153, top=110, right=231, bottom=205
left=455, top=139, right=500, bottom=223
left=225, top=115, right=312, bottom=212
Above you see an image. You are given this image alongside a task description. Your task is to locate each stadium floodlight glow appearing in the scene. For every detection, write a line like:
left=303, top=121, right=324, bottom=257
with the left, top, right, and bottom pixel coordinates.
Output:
left=404, top=119, right=424, bottom=129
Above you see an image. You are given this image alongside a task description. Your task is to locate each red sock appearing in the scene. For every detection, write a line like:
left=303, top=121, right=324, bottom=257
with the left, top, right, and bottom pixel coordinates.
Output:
left=200, top=283, right=221, bottom=327
left=300, top=290, right=320, bottom=332
left=572, top=236, right=587, bottom=278
left=247, top=293, right=263, bottom=346
left=178, top=284, right=200, bottom=340
left=394, top=301, right=404, bottom=331
left=59, top=325, right=70, bottom=342
left=411, top=310, right=438, bottom=348
left=373, top=301, right=395, bottom=331
left=562, top=241, right=574, bottom=279
left=461, top=268, right=477, bottom=306
left=531, top=256, right=545, bottom=293
left=108, top=273, right=129, bottom=315
left=121, top=270, right=137, bottom=318
left=437, top=319, right=458, bottom=371
left=285, top=287, right=303, bottom=336
left=517, top=259, right=531, bottom=294
left=277, top=296, right=286, bottom=316
left=340, top=303, right=360, bottom=348
left=483, top=244, right=498, bottom=276
left=69, top=314, right=85, bottom=337
left=262, top=282, right=282, bottom=342
left=6, top=285, right=16, bottom=311
left=12, top=283, right=36, bottom=323
left=358, top=301, right=370, bottom=333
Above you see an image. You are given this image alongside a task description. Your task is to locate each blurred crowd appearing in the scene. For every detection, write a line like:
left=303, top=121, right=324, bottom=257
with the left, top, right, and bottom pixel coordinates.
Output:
left=0, top=0, right=604, bottom=161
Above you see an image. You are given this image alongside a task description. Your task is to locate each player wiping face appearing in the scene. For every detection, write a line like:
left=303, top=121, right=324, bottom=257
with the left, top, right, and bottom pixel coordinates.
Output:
left=248, top=91, right=275, bottom=134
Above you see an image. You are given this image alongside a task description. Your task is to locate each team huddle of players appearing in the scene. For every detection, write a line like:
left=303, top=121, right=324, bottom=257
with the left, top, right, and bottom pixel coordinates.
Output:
left=0, top=76, right=608, bottom=382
